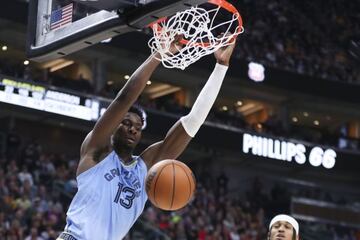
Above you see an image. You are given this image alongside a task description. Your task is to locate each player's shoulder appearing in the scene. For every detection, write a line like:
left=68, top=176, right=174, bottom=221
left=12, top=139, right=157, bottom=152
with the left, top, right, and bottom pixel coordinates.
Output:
left=77, top=151, right=115, bottom=179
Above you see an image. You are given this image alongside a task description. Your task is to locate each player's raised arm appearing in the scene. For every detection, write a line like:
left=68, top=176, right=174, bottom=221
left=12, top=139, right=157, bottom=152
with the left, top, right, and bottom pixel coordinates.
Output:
left=77, top=54, right=161, bottom=175
left=140, top=38, right=237, bottom=168
left=77, top=37, right=184, bottom=176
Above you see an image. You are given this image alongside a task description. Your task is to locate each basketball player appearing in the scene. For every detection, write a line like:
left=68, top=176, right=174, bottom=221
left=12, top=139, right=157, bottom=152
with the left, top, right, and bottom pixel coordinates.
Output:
left=268, top=214, right=300, bottom=240
left=57, top=37, right=236, bottom=240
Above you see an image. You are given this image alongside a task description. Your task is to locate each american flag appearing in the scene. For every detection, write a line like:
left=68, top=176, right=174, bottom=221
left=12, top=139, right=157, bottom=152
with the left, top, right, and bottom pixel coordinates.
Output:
left=50, top=3, right=73, bottom=30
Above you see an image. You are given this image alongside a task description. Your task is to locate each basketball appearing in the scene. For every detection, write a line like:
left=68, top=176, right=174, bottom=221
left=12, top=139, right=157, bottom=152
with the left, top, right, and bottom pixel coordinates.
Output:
left=145, top=160, right=196, bottom=211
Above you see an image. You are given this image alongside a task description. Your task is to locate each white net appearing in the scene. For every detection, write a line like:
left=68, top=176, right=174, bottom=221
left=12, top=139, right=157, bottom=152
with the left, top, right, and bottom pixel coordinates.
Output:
left=148, top=5, right=244, bottom=70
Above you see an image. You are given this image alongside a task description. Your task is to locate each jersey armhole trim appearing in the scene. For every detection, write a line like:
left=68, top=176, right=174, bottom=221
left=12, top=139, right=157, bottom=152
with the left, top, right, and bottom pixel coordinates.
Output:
left=76, top=151, right=114, bottom=186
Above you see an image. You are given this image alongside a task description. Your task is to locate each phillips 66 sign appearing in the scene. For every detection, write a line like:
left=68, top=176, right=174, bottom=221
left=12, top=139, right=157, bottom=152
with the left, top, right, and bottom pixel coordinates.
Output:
left=242, top=133, right=337, bottom=169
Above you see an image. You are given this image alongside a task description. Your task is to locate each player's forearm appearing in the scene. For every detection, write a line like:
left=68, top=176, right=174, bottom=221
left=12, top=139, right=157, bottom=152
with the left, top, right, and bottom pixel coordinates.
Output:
left=180, top=63, right=228, bottom=137
left=86, top=53, right=161, bottom=151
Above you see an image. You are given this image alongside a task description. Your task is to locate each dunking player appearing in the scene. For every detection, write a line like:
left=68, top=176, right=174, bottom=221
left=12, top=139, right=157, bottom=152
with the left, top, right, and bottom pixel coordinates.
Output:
left=268, top=214, right=300, bottom=240
left=57, top=37, right=236, bottom=240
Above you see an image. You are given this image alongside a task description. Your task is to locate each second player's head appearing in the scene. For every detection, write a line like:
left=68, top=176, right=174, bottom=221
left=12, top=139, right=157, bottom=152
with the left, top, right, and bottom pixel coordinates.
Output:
left=112, top=105, right=147, bottom=152
left=268, top=214, right=299, bottom=240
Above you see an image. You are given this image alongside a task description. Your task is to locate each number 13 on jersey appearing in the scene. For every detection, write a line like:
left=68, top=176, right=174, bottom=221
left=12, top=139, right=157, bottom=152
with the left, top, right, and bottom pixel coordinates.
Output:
left=114, top=183, right=136, bottom=209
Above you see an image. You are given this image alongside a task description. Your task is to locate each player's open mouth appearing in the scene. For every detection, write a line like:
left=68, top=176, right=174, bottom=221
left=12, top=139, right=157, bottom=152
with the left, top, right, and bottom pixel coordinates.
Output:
left=275, top=234, right=285, bottom=239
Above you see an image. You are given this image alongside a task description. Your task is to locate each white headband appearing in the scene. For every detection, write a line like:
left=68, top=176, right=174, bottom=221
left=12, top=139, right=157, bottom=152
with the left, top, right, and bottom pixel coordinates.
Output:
left=269, top=214, right=299, bottom=236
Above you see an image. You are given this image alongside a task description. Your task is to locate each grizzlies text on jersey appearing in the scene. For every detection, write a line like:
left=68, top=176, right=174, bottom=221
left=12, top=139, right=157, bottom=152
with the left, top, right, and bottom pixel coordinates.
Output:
left=63, top=151, right=148, bottom=240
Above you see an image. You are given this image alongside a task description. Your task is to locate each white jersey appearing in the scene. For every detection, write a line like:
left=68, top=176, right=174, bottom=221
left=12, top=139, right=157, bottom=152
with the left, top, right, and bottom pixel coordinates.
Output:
left=64, top=151, right=148, bottom=240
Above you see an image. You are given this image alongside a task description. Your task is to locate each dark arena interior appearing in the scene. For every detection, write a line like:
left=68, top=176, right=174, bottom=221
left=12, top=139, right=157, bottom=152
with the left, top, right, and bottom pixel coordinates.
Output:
left=0, top=0, right=360, bottom=239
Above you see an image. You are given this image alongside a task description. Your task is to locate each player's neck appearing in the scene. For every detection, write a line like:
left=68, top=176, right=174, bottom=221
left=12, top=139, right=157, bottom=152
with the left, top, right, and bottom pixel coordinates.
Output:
left=115, top=149, right=134, bottom=165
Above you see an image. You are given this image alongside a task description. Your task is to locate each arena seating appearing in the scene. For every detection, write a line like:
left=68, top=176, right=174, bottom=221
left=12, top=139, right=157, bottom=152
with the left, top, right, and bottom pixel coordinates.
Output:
left=0, top=133, right=359, bottom=239
left=233, top=0, right=360, bottom=84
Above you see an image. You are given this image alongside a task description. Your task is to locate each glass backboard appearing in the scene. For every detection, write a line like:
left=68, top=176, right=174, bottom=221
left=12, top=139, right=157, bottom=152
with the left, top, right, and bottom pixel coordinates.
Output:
left=26, top=0, right=208, bottom=62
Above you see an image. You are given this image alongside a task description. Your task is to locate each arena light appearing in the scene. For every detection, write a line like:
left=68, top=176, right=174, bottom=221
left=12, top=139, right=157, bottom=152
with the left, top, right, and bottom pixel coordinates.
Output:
left=248, top=62, right=265, bottom=82
left=49, top=60, right=74, bottom=72
left=24, top=60, right=30, bottom=65
left=236, top=101, right=243, bottom=106
left=2, top=46, right=7, bottom=51
left=147, top=80, right=152, bottom=85
left=41, top=59, right=75, bottom=72
left=238, top=102, right=263, bottom=116
left=101, top=38, right=112, bottom=43
left=145, top=83, right=181, bottom=99
left=292, top=117, right=298, bottom=122
left=124, top=75, right=130, bottom=80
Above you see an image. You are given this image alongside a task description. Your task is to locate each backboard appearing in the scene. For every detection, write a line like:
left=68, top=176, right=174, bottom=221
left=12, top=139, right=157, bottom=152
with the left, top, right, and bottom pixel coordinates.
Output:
left=26, top=0, right=208, bottom=62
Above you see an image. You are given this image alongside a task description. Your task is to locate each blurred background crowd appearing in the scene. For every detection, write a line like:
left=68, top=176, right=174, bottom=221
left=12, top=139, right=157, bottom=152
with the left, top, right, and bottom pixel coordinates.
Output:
left=0, top=0, right=360, bottom=239
left=236, top=0, right=360, bottom=84
left=0, top=132, right=359, bottom=239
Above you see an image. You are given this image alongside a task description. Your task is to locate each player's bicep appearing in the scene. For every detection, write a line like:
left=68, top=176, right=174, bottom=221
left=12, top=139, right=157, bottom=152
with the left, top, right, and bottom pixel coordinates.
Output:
left=81, top=130, right=111, bottom=155
left=80, top=131, right=93, bottom=156
left=78, top=131, right=111, bottom=176
left=141, top=121, right=192, bottom=168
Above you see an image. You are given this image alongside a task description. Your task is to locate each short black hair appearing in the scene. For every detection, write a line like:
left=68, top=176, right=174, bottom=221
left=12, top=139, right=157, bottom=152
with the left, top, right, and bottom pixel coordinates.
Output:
left=129, top=105, right=147, bottom=129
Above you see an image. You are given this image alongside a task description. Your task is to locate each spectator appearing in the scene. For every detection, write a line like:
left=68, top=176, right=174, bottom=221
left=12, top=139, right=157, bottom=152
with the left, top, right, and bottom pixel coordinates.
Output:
left=25, top=227, right=44, bottom=240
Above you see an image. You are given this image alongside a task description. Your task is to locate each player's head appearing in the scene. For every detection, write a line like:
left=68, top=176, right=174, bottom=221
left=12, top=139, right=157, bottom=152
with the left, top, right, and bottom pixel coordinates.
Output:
left=112, top=105, right=147, bottom=152
left=268, top=214, right=299, bottom=240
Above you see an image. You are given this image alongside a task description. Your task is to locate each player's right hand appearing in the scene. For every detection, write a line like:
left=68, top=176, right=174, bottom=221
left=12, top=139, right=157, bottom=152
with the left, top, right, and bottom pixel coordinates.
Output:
left=168, top=34, right=184, bottom=54
left=214, top=34, right=236, bottom=66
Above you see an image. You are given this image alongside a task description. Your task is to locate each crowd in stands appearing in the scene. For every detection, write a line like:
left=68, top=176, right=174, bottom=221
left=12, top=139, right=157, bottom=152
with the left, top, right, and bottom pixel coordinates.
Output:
left=1, top=1, right=360, bottom=239
left=0, top=133, right=77, bottom=239
left=0, top=131, right=359, bottom=239
left=140, top=165, right=360, bottom=240
left=234, top=0, right=360, bottom=84
left=139, top=169, right=270, bottom=240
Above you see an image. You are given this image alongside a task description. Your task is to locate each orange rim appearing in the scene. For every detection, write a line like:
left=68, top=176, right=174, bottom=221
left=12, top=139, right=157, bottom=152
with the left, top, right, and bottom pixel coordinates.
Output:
left=148, top=0, right=243, bottom=47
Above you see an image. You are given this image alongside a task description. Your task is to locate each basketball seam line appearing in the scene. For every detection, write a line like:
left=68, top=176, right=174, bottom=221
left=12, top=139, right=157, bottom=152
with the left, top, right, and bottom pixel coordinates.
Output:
left=153, top=164, right=168, bottom=207
left=169, top=162, right=176, bottom=210
left=177, top=164, right=192, bottom=203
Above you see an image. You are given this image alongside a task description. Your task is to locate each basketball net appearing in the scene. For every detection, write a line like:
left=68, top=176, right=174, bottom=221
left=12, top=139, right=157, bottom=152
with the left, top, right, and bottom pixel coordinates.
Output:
left=148, top=3, right=244, bottom=70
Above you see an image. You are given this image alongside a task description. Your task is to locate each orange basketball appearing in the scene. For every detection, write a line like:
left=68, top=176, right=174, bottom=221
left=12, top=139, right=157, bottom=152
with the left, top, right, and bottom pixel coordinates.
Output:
left=145, top=160, right=196, bottom=211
